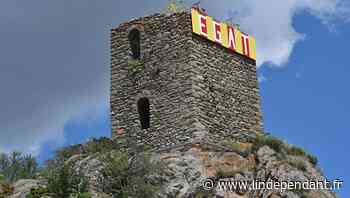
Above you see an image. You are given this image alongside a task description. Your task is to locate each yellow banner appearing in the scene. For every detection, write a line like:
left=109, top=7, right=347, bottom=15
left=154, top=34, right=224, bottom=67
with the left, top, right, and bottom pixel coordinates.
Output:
left=191, top=8, right=256, bottom=61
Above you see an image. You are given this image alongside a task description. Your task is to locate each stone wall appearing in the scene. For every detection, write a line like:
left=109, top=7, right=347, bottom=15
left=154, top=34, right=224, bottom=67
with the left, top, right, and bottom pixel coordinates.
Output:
left=189, top=34, right=263, bottom=144
left=110, top=11, right=263, bottom=150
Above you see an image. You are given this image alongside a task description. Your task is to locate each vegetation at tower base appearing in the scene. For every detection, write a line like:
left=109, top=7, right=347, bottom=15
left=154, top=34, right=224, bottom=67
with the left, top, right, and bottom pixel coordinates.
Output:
left=0, top=133, right=340, bottom=198
left=164, top=0, right=186, bottom=14
left=0, top=152, right=38, bottom=198
left=0, top=152, right=38, bottom=184
left=100, top=151, right=162, bottom=198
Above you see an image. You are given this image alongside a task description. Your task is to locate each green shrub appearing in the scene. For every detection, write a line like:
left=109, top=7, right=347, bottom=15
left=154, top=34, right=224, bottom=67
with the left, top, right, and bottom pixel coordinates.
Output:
left=164, top=0, right=186, bottom=13
left=307, top=154, right=318, bottom=166
left=228, top=141, right=252, bottom=156
left=55, top=138, right=116, bottom=162
left=85, top=142, right=99, bottom=154
left=0, top=152, right=38, bottom=183
left=266, top=138, right=284, bottom=153
left=253, top=135, right=285, bottom=153
left=72, top=192, right=92, bottom=198
left=55, top=146, right=81, bottom=162
left=26, top=187, right=49, bottom=198
left=0, top=174, right=4, bottom=184
left=194, top=190, right=216, bottom=198
left=43, top=162, right=90, bottom=198
left=101, top=151, right=162, bottom=198
left=287, top=146, right=306, bottom=156
left=216, top=169, right=238, bottom=178
left=230, top=142, right=244, bottom=152
left=286, top=146, right=317, bottom=166
left=85, top=138, right=115, bottom=154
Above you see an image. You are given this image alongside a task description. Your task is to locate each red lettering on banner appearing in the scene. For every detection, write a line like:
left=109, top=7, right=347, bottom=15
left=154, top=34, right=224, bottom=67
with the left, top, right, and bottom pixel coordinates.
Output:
left=214, top=21, right=221, bottom=43
left=241, top=33, right=250, bottom=57
left=228, top=26, right=236, bottom=50
left=199, top=14, right=207, bottom=36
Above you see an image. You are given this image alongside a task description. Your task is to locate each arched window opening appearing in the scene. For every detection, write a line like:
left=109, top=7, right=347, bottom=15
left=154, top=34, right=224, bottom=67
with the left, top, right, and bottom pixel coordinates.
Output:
left=128, top=29, right=141, bottom=59
left=137, top=97, right=150, bottom=129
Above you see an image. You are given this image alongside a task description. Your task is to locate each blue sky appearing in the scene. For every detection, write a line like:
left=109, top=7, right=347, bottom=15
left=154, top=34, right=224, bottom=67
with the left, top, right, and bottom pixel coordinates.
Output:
left=259, top=11, right=350, bottom=196
left=0, top=0, right=349, bottom=197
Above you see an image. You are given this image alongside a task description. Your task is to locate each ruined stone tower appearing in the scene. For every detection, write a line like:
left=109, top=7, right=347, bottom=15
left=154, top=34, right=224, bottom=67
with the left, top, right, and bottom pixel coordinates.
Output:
left=110, top=8, right=263, bottom=150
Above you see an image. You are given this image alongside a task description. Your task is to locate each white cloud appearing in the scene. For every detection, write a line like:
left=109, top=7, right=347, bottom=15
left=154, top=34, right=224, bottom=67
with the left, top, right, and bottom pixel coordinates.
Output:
left=201, top=0, right=350, bottom=67
left=0, top=89, right=107, bottom=156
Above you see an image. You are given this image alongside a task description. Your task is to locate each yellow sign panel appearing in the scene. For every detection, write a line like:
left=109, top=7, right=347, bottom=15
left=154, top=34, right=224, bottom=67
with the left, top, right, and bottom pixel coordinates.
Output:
left=191, top=8, right=257, bottom=61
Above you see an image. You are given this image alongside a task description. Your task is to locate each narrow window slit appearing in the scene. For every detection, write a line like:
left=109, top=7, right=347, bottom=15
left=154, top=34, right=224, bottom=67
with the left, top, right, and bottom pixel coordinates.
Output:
left=128, top=29, right=141, bottom=59
left=137, top=97, right=150, bottom=129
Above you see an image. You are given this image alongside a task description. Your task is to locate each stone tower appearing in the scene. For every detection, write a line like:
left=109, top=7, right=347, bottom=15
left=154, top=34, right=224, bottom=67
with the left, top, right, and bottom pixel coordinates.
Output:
left=110, top=9, right=263, bottom=150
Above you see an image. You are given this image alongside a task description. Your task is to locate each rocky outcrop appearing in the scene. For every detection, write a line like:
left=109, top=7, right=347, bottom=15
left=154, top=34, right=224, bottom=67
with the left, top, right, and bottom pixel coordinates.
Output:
left=8, top=135, right=339, bottom=198
left=151, top=145, right=337, bottom=198
left=153, top=146, right=255, bottom=197
left=65, top=141, right=338, bottom=197
left=10, top=179, right=46, bottom=198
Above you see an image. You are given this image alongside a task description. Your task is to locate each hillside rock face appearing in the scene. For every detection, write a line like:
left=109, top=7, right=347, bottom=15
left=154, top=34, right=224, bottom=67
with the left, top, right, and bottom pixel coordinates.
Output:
left=9, top=137, right=339, bottom=198
left=10, top=179, right=45, bottom=198
left=151, top=145, right=336, bottom=198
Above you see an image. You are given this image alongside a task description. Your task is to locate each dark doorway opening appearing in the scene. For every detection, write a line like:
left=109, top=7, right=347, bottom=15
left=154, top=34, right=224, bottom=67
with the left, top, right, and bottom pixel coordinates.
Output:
left=137, top=98, right=150, bottom=129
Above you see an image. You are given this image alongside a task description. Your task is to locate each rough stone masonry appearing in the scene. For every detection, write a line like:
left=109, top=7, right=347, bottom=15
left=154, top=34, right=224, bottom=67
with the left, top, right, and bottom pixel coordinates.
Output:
left=110, top=10, right=264, bottom=151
